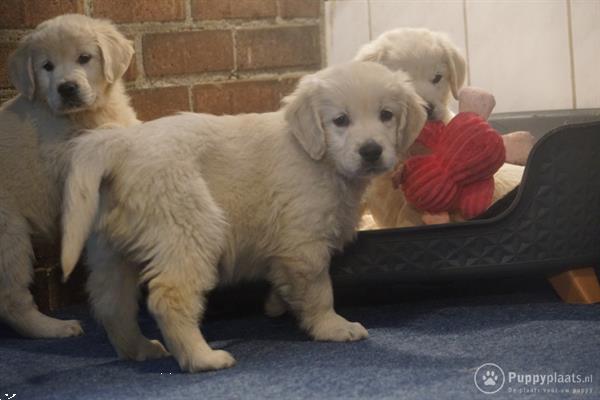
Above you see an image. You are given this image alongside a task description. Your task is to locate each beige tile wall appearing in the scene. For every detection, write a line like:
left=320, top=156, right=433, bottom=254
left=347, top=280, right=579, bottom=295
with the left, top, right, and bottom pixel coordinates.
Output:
left=571, top=0, right=600, bottom=109
left=324, top=0, right=370, bottom=68
left=326, top=0, right=600, bottom=113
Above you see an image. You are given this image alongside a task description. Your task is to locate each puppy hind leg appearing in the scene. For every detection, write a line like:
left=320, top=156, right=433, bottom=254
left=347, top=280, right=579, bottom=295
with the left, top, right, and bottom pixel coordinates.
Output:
left=0, top=208, right=82, bottom=338
left=145, top=251, right=235, bottom=372
left=86, top=234, right=168, bottom=361
left=142, top=188, right=234, bottom=372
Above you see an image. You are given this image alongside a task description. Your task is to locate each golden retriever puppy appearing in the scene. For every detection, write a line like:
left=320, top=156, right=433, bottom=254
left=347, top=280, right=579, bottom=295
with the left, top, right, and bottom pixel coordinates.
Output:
left=355, top=28, right=466, bottom=123
left=60, top=62, right=426, bottom=372
left=355, top=28, right=466, bottom=228
left=0, top=14, right=138, bottom=338
left=355, top=28, right=522, bottom=228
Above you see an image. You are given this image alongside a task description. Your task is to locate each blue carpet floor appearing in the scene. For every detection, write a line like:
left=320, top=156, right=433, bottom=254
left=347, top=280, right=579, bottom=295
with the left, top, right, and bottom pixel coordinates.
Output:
left=1, top=278, right=599, bottom=400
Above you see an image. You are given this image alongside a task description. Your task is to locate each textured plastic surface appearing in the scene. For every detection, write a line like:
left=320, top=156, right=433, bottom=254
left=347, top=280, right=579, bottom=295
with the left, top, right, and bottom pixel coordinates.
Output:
left=330, top=121, right=600, bottom=285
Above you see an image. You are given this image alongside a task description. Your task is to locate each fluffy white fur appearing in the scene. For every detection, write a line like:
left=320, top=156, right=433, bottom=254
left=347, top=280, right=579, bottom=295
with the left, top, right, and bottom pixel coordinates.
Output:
left=60, top=62, right=426, bottom=372
left=355, top=28, right=523, bottom=228
left=0, top=14, right=138, bottom=338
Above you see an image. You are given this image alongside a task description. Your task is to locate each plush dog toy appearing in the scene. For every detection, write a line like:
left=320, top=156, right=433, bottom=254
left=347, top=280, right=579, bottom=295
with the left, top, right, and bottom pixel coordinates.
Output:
left=392, top=87, right=532, bottom=224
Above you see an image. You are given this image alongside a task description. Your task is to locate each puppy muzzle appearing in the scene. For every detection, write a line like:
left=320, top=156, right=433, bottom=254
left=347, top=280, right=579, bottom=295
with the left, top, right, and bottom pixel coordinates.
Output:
left=357, top=140, right=389, bottom=176
left=57, top=81, right=84, bottom=110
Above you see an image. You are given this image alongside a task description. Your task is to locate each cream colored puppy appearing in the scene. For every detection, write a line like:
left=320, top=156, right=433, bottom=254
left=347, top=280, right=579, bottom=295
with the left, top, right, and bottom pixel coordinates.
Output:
left=355, top=28, right=466, bottom=123
left=60, top=62, right=426, bottom=372
left=0, top=14, right=138, bottom=338
left=355, top=28, right=522, bottom=228
left=355, top=28, right=466, bottom=228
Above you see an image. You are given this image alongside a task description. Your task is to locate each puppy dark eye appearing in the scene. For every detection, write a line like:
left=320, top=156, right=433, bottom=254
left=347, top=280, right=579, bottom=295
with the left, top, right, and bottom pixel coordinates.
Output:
left=432, top=74, right=442, bottom=84
left=333, top=114, right=350, bottom=127
left=380, top=109, right=394, bottom=122
left=78, top=54, right=92, bottom=64
left=42, top=61, right=54, bottom=71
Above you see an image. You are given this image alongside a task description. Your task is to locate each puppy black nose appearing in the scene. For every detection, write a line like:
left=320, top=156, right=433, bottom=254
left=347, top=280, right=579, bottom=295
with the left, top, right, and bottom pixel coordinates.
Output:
left=359, top=140, right=383, bottom=163
left=425, top=102, right=435, bottom=119
left=58, top=82, right=79, bottom=98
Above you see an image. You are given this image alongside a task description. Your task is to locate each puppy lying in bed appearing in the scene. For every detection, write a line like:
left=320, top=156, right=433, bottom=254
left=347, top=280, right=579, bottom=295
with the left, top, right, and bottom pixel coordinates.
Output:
left=355, top=27, right=465, bottom=123
left=355, top=28, right=524, bottom=228
left=60, top=62, right=426, bottom=372
left=0, top=14, right=138, bottom=338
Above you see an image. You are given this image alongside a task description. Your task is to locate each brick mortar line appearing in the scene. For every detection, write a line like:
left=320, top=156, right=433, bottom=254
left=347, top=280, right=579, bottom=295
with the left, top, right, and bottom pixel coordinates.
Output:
left=83, top=0, right=93, bottom=16
left=0, top=21, right=319, bottom=45
left=231, top=29, right=239, bottom=77
left=132, top=33, right=145, bottom=86
left=185, top=0, right=195, bottom=113
left=127, top=69, right=315, bottom=90
left=184, top=0, right=193, bottom=25
left=3, top=64, right=315, bottom=93
left=114, top=19, right=320, bottom=34
left=186, top=85, right=193, bottom=112
left=3, top=67, right=317, bottom=93
left=185, top=0, right=194, bottom=113
left=216, top=70, right=312, bottom=82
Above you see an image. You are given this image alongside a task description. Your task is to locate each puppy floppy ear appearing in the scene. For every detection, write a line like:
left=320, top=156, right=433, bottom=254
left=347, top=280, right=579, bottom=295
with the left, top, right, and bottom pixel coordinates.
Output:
left=8, top=40, right=35, bottom=100
left=393, top=72, right=427, bottom=154
left=283, top=75, right=326, bottom=160
left=95, top=20, right=134, bottom=83
left=442, top=41, right=466, bottom=100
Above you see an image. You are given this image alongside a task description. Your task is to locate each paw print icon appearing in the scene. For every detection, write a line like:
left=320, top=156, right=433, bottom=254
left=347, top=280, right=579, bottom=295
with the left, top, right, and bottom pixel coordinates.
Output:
left=474, top=363, right=505, bottom=394
left=483, top=370, right=499, bottom=386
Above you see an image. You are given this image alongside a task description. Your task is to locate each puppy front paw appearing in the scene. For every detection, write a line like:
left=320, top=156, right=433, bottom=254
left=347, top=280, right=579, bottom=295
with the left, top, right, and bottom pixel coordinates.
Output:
left=310, top=313, right=369, bottom=342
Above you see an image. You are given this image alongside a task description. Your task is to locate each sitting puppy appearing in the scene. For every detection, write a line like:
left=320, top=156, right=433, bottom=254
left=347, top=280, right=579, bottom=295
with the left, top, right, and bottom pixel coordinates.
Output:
left=0, top=14, right=138, bottom=338
left=60, top=62, right=426, bottom=372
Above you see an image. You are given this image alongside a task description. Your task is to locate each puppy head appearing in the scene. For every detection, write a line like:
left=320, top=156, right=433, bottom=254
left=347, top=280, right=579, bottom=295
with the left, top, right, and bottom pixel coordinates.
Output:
left=8, top=14, right=133, bottom=114
left=283, top=61, right=426, bottom=179
left=355, top=28, right=466, bottom=122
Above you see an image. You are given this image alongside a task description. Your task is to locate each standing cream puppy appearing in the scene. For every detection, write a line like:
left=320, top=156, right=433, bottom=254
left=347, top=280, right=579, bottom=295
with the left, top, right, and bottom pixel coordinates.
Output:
left=0, top=14, right=138, bottom=338
left=60, top=62, right=426, bottom=372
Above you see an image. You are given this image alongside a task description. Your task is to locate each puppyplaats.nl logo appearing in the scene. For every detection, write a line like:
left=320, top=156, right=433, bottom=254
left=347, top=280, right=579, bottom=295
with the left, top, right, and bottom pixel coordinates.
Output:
left=474, top=363, right=506, bottom=394
left=473, top=363, right=594, bottom=395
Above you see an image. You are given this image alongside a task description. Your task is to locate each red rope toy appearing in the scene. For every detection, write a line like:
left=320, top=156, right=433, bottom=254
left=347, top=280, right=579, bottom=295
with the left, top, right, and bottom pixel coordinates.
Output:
left=392, top=88, right=506, bottom=221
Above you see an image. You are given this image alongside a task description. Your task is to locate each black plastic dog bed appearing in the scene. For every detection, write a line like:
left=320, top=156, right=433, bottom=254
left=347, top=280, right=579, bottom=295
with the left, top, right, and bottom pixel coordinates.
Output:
left=205, top=110, right=600, bottom=316
left=330, top=116, right=600, bottom=287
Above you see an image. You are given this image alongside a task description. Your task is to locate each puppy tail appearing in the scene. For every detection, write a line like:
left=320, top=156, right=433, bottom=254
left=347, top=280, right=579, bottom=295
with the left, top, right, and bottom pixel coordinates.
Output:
left=61, top=136, right=118, bottom=281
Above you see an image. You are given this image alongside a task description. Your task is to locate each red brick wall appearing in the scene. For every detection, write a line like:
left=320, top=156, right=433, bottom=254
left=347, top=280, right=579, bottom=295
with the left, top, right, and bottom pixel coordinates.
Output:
left=0, top=0, right=324, bottom=121
left=0, top=0, right=323, bottom=311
